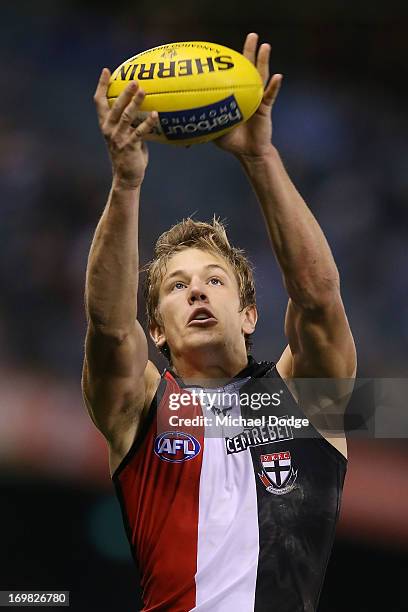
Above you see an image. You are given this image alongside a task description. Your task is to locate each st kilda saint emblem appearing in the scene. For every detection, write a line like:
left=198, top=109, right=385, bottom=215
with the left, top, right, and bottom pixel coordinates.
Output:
left=258, top=451, right=298, bottom=495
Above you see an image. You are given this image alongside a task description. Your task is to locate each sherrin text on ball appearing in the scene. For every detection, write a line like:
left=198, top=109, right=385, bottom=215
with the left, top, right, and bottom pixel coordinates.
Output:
left=107, top=41, right=264, bottom=145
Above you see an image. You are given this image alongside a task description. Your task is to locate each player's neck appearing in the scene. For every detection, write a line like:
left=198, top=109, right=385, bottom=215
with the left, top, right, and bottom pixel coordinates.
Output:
left=170, top=349, right=249, bottom=388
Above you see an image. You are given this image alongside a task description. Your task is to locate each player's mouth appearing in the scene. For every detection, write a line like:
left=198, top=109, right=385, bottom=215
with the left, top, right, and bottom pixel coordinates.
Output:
left=187, top=307, right=217, bottom=327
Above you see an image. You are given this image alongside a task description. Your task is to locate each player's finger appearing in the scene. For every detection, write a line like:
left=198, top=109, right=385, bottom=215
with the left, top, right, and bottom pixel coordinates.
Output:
left=108, top=81, right=139, bottom=125
left=93, top=68, right=111, bottom=125
left=243, top=32, right=258, bottom=65
left=257, top=43, right=271, bottom=86
left=115, top=88, right=146, bottom=133
left=130, top=111, right=159, bottom=141
left=263, top=74, right=283, bottom=107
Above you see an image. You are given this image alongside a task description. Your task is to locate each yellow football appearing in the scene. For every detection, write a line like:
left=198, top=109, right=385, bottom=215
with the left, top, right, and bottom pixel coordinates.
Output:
left=107, top=41, right=264, bottom=145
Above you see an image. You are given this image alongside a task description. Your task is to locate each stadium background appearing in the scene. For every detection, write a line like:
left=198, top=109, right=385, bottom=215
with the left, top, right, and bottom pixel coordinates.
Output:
left=1, top=0, right=407, bottom=610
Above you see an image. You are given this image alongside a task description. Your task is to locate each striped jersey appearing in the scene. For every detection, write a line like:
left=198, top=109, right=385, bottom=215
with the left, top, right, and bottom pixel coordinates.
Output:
left=113, top=356, right=347, bottom=612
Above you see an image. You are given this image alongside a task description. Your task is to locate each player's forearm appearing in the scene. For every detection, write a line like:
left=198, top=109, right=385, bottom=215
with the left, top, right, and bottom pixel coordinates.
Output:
left=85, top=180, right=141, bottom=336
left=239, top=145, right=339, bottom=308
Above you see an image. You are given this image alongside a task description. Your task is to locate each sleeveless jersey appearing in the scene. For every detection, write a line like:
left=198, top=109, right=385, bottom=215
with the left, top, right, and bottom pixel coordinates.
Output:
left=113, top=357, right=347, bottom=612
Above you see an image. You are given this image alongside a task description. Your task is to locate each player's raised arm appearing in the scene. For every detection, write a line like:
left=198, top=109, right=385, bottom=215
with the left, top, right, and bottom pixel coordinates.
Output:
left=216, top=34, right=356, bottom=383
left=82, top=68, right=160, bottom=471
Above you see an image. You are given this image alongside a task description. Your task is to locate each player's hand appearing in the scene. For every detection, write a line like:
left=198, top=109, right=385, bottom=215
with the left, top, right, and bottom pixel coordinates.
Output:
left=94, top=68, right=158, bottom=189
left=214, top=33, right=282, bottom=161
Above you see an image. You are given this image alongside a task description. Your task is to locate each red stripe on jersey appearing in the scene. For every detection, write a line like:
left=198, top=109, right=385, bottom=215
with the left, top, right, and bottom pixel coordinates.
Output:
left=116, top=372, right=204, bottom=611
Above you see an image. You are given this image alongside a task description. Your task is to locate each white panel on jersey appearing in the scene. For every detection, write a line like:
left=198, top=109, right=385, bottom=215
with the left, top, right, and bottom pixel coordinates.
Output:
left=191, top=379, right=259, bottom=612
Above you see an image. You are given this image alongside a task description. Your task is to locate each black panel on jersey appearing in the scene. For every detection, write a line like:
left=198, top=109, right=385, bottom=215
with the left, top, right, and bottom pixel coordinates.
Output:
left=238, top=364, right=347, bottom=612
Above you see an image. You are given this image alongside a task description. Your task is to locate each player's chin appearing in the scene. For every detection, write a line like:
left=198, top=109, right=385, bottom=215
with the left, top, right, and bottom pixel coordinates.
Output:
left=184, top=327, right=223, bottom=347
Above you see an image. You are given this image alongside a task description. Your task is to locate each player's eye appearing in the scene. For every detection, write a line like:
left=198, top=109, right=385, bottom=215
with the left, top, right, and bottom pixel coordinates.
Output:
left=173, top=281, right=186, bottom=290
left=209, top=277, right=222, bottom=286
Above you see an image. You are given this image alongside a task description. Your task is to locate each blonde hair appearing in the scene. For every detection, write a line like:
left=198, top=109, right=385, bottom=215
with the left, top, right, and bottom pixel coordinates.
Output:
left=143, top=217, right=256, bottom=360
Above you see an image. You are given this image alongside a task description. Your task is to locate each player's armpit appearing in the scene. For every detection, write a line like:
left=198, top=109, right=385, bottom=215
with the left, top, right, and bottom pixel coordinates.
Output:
left=275, top=344, right=293, bottom=378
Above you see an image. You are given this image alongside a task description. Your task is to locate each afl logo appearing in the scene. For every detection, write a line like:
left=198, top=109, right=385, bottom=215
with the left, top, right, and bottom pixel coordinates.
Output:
left=154, top=431, right=201, bottom=463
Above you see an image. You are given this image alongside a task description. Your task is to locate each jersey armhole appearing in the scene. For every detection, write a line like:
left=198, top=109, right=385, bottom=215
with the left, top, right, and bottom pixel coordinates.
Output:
left=316, top=436, right=348, bottom=466
left=112, top=377, right=167, bottom=480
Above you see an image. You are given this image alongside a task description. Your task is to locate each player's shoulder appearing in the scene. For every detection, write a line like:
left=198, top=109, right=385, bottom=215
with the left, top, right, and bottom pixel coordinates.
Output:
left=109, top=360, right=161, bottom=476
left=133, top=359, right=162, bottom=439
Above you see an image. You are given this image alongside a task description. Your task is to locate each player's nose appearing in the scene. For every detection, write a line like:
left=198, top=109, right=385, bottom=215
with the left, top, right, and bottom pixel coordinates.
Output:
left=187, top=280, right=208, bottom=304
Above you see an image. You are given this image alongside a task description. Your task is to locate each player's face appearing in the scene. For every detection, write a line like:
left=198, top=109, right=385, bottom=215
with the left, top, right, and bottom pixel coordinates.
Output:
left=151, top=248, right=257, bottom=360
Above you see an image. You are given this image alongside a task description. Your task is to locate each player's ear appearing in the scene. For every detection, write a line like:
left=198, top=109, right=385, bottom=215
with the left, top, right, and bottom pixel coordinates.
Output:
left=242, top=304, right=257, bottom=336
left=150, top=322, right=167, bottom=349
